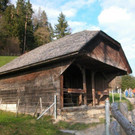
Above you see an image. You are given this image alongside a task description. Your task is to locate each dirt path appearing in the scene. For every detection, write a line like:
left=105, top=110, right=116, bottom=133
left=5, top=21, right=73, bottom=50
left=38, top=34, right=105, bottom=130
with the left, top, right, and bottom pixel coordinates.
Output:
left=75, top=123, right=105, bottom=135
left=61, top=123, right=105, bottom=135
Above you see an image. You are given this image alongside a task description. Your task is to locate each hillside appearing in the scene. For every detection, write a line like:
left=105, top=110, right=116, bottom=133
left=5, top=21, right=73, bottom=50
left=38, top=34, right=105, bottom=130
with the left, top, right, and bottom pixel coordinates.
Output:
left=0, top=56, right=17, bottom=67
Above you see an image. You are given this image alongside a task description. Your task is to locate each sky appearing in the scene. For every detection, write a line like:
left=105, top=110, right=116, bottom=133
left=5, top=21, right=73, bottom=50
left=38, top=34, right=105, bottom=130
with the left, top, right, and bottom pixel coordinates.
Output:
left=11, top=0, right=135, bottom=76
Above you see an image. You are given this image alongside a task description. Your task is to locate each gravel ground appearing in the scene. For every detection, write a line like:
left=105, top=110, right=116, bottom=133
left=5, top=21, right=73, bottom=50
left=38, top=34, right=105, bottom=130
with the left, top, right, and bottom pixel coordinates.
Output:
left=60, top=123, right=105, bottom=135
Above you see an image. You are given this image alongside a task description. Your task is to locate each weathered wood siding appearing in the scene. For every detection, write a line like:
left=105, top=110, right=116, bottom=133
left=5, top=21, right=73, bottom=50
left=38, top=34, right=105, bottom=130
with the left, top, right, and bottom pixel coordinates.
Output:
left=95, top=72, right=108, bottom=104
left=0, top=62, right=70, bottom=113
left=88, top=41, right=127, bottom=71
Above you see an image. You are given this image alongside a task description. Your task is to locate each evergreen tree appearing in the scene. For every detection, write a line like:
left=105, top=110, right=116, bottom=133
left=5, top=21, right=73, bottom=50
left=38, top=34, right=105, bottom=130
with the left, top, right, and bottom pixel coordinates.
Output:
left=0, top=3, right=18, bottom=55
left=0, top=0, right=9, bottom=13
left=2, top=5, right=16, bottom=37
left=0, top=0, right=10, bottom=39
left=25, top=0, right=35, bottom=51
left=48, top=22, right=54, bottom=41
left=15, top=0, right=26, bottom=53
left=54, top=12, right=71, bottom=39
left=15, top=0, right=35, bottom=53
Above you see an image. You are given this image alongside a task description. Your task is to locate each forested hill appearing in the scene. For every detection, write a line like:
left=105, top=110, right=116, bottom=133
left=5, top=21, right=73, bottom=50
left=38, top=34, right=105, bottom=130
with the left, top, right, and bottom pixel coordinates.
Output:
left=0, top=0, right=71, bottom=56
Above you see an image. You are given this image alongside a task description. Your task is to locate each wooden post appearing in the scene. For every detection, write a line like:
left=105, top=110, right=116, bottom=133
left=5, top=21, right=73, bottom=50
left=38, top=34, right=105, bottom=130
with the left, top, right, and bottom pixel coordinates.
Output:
left=16, top=99, right=20, bottom=117
left=110, top=121, right=119, bottom=135
left=120, top=89, right=122, bottom=101
left=111, top=103, right=135, bottom=135
left=0, top=98, right=2, bottom=109
left=92, top=72, right=96, bottom=106
left=40, top=97, right=42, bottom=114
left=82, top=68, right=87, bottom=105
left=33, top=99, right=40, bottom=117
left=60, top=75, right=64, bottom=108
left=0, top=98, right=2, bottom=106
left=79, top=94, right=82, bottom=105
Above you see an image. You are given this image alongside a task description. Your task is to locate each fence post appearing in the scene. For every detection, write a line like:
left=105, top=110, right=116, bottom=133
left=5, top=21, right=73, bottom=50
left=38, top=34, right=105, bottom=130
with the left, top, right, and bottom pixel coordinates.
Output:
left=33, top=99, right=40, bottom=117
left=105, top=99, right=110, bottom=135
left=0, top=98, right=2, bottom=109
left=16, top=99, right=20, bottom=117
left=111, top=103, right=135, bottom=135
left=120, top=89, right=122, bottom=102
left=110, top=121, right=119, bottom=135
left=40, top=97, right=42, bottom=114
left=54, top=95, right=57, bottom=120
left=0, top=98, right=2, bottom=106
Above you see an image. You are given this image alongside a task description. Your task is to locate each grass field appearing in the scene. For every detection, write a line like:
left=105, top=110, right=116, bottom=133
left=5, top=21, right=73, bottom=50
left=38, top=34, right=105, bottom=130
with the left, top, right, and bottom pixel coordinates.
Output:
left=0, top=111, right=72, bottom=135
left=0, top=56, right=17, bottom=67
left=109, top=93, right=133, bottom=111
left=0, top=110, right=104, bottom=135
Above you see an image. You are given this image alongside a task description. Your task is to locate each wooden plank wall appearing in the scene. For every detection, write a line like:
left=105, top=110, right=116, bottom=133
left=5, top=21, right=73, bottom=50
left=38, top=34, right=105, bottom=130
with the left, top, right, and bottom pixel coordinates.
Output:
left=0, top=63, right=69, bottom=114
left=94, top=72, right=109, bottom=104
left=89, top=41, right=127, bottom=71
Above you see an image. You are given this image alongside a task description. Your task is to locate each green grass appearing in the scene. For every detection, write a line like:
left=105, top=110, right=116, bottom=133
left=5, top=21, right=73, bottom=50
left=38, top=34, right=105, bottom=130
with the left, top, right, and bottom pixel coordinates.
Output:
left=0, top=56, right=17, bottom=67
left=0, top=111, right=71, bottom=135
left=0, top=110, right=105, bottom=135
left=56, top=121, right=90, bottom=130
left=109, top=93, right=133, bottom=111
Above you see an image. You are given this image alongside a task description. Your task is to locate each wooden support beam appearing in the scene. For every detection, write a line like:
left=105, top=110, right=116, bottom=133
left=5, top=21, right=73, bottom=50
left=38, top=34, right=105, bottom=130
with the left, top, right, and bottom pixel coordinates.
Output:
left=60, top=75, right=64, bottom=108
left=64, top=88, right=85, bottom=93
left=92, top=72, right=96, bottom=106
left=79, top=94, right=82, bottom=105
left=82, top=68, right=87, bottom=105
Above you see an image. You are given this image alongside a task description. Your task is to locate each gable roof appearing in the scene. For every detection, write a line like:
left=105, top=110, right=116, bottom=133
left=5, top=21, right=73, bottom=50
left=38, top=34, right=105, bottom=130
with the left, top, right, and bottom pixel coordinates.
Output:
left=0, top=30, right=132, bottom=74
left=0, top=30, right=99, bottom=74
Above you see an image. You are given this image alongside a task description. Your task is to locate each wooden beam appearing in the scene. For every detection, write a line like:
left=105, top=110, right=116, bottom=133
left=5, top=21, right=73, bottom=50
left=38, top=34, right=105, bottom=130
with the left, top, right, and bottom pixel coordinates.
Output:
left=60, top=75, right=64, bottom=108
left=64, top=88, right=85, bottom=93
left=82, top=68, right=87, bottom=105
left=92, top=72, right=96, bottom=106
left=79, top=94, right=82, bottom=105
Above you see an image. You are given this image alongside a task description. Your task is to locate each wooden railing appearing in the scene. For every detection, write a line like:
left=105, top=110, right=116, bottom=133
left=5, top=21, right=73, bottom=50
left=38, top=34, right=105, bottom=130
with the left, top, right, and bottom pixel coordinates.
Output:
left=63, top=88, right=85, bottom=93
left=111, top=103, right=135, bottom=135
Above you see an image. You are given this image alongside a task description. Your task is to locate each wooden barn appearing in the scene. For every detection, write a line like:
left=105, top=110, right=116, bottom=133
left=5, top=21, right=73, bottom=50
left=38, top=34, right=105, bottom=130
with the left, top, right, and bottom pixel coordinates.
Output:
left=0, top=30, right=132, bottom=119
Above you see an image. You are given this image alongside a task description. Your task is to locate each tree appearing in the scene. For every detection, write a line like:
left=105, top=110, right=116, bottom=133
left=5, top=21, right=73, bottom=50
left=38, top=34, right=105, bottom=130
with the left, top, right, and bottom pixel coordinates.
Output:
left=34, top=10, right=51, bottom=46
left=15, top=0, right=26, bottom=53
left=15, top=0, right=35, bottom=53
left=109, top=76, right=122, bottom=90
left=54, top=12, right=71, bottom=39
left=0, top=0, right=9, bottom=14
left=121, top=75, right=135, bottom=90
left=0, top=3, right=20, bottom=55
left=25, top=0, right=35, bottom=51
left=48, top=22, right=54, bottom=41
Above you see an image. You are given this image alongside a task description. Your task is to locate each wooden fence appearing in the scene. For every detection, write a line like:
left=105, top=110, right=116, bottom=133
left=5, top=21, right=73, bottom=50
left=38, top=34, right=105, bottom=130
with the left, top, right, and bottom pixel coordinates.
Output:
left=111, top=103, right=135, bottom=135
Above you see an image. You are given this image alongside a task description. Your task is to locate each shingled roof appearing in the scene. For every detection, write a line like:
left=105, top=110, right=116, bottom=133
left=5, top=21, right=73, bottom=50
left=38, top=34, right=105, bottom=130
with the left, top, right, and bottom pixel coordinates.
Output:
left=0, top=30, right=100, bottom=74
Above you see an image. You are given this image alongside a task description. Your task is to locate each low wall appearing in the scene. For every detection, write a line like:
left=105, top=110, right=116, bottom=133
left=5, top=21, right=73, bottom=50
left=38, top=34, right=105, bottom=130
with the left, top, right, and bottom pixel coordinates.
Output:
left=58, top=105, right=105, bottom=123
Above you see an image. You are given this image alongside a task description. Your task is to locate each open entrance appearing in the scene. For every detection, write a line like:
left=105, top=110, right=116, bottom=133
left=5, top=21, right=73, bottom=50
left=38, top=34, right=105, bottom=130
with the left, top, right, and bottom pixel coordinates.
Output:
left=63, top=64, right=84, bottom=107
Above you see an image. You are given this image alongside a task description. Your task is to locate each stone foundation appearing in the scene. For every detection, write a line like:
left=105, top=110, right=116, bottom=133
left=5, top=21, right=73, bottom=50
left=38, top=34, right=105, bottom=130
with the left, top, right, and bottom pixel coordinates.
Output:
left=57, top=105, right=105, bottom=123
